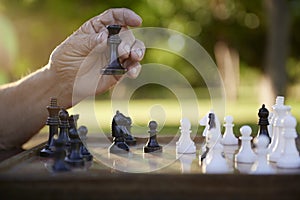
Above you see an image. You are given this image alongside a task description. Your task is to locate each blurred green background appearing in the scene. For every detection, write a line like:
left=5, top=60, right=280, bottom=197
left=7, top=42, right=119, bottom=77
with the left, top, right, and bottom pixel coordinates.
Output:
left=0, top=0, right=299, bottom=136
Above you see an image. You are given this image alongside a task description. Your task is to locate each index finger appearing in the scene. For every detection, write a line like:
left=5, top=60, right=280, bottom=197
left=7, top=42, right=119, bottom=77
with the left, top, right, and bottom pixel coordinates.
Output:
left=84, top=8, right=142, bottom=34
left=99, top=8, right=142, bottom=27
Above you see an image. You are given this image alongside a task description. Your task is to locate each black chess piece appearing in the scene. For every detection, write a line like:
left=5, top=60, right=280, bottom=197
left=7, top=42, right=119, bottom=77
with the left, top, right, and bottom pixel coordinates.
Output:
left=108, top=111, right=130, bottom=153
left=143, top=121, right=162, bottom=153
left=65, top=115, right=84, bottom=167
left=68, top=114, right=79, bottom=130
left=118, top=112, right=136, bottom=146
left=67, top=114, right=78, bottom=152
left=40, top=97, right=60, bottom=157
left=78, top=125, right=93, bottom=162
left=58, top=109, right=70, bottom=146
left=52, top=137, right=70, bottom=172
left=101, top=25, right=127, bottom=75
left=257, top=104, right=271, bottom=143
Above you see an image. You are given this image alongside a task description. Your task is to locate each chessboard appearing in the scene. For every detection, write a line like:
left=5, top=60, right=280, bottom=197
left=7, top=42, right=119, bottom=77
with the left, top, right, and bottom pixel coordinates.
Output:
left=0, top=134, right=300, bottom=199
left=1, top=95, right=300, bottom=199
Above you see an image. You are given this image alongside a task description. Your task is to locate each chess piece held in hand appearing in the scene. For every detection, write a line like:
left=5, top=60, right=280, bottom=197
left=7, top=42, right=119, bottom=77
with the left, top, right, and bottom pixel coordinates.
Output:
left=101, top=25, right=127, bottom=75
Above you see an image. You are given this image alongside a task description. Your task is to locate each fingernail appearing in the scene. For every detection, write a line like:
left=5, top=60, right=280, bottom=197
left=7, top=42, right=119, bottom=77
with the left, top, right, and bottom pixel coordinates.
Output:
left=130, top=67, right=137, bottom=75
left=135, top=48, right=143, bottom=58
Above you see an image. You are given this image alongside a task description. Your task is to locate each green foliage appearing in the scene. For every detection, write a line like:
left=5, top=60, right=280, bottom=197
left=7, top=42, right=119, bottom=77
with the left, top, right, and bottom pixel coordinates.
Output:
left=0, top=0, right=299, bottom=89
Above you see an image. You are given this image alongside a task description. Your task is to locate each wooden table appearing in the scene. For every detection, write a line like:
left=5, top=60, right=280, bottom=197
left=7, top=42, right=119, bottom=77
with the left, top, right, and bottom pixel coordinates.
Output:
left=0, top=135, right=300, bottom=199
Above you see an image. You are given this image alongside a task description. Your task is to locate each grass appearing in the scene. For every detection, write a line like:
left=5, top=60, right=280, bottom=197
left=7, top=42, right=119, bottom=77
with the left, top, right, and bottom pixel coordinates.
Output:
left=63, top=95, right=300, bottom=137
left=29, top=95, right=300, bottom=150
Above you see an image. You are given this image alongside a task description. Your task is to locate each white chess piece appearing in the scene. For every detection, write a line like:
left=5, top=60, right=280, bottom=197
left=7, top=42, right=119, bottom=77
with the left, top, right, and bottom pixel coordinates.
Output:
left=277, top=114, right=300, bottom=168
left=267, top=97, right=285, bottom=153
left=202, top=113, right=223, bottom=164
left=222, top=116, right=238, bottom=145
left=268, top=112, right=274, bottom=138
left=251, top=135, right=275, bottom=174
left=235, top=125, right=256, bottom=163
left=199, top=113, right=209, bottom=137
left=268, top=99, right=290, bottom=162
left=203, top=126, right=218, bottom=164
left=199, top=110, right=221, bottom=137
left=202, top=127, right=230, bottom=174
left=176, top=118, right=196, bottom=154
left=200, top=111, right=221, bottom=154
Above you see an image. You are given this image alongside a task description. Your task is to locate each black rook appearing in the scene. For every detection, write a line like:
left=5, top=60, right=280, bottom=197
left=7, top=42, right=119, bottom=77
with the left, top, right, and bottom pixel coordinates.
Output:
left=101, top=25, right=127, bottom=75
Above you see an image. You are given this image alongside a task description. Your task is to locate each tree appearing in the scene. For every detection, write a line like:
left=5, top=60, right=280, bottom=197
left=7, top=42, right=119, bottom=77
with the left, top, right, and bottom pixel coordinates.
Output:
left=262, top=0, right=290, bottom=104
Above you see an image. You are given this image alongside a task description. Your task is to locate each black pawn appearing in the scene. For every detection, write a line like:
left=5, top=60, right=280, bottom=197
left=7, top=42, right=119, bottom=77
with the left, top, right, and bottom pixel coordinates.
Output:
left=108, top=113, right=130, bottom=153
left=52, top=137, right=70, bottom=172
left=68, top=114, right=78, bottom=150
left=257, top=104, right=271, bottom=143
left=143, top=121, right=162, bottom=153
left=58, top=109, right=70, bottom=146
left=124, top=116, right=136, bottom=146
left=78, top=126, right=93, bottom=162
left=101, top=25, right=127, bottom=75
left=65, top=115, right=84, bottom=167
left=40, top=97, right=60, bottom=157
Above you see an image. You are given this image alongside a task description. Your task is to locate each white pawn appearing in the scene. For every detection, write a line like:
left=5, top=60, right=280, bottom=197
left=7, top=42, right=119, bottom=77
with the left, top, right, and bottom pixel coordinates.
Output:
left=176, top=118, right=196, bottom=154
left=251, top=135, right=275, bottom=174
left=235, top=125, right=256, bottom=163
left=202, top=128, right=230, bottom=173
left=222, top=116, right=238, bottom=145
left=277, top=114, right=300, bottom=168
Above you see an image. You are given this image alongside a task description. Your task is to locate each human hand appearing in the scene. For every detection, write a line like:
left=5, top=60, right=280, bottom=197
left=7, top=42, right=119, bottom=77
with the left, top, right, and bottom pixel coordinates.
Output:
left=48, top=8, right=145, bottom=105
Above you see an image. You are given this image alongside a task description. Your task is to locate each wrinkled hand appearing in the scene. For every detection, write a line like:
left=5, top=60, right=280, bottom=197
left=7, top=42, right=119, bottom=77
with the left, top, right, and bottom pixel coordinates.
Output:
left=49, top=8, right=145, bottom=105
